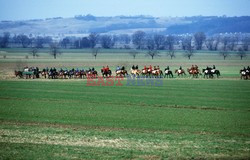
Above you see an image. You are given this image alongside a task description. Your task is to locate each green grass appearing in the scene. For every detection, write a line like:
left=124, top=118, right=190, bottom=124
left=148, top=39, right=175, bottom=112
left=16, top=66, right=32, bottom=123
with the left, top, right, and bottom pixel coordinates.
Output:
left=0, top=48, right=250, bottom=159
left=0, top=80, right=250, bottom=159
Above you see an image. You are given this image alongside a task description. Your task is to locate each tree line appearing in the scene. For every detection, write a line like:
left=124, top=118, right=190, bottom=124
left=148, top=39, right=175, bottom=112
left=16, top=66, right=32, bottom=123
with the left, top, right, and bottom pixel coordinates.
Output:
left=0, top=31, right=249, bottom=60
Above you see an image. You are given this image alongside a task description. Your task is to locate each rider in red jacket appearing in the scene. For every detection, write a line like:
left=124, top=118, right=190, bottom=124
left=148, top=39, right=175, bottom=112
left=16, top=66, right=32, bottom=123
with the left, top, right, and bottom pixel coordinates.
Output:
left=149, top=65, right=152, bottom=71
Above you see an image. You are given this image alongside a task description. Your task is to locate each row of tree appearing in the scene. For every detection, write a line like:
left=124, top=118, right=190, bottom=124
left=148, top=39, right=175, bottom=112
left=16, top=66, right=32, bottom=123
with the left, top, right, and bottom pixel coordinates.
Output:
left=1, top=31, right=250, bottom=52
left=13, top=45, right=248, bottom=60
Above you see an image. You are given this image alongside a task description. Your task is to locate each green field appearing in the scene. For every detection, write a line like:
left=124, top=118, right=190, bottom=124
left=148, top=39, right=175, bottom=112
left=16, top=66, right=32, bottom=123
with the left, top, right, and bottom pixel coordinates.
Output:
left=0, top=49, right=250, bottom=159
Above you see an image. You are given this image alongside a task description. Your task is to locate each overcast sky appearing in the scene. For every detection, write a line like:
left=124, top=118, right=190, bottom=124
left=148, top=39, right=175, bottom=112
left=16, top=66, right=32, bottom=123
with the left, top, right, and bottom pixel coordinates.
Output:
left=0, top=0, right=249, bottom=20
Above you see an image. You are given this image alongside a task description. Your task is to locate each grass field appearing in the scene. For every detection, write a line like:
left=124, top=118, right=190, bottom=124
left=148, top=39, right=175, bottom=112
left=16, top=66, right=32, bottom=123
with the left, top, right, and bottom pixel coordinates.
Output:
left=0, top=48, right=250, bottom=159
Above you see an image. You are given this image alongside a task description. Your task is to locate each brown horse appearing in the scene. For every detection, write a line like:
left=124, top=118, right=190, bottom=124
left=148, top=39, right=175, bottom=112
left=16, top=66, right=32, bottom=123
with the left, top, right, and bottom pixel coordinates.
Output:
left=187, top=68, right=200, bottom=78
left=74, top=71, right=82, bottom=79
left=14, top=70, right=23, bottom=78
left=175, top=69, right=186, bottom=77
left=141, top=68, right=152, bottom=77
left=116, top=70, right=128, bottom=77
left=151, top=69, right=163, bottom=78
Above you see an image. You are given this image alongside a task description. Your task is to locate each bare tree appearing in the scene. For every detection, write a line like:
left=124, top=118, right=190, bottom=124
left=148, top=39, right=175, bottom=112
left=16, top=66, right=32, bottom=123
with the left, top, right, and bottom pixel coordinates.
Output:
left=88, top=33, right=99, bottom=48
left=92, top=48, right=100, bottom=59
left=129, top=50, right=139, bottom=59
left=165, top=35, right=175, bottom=51
left=182, top=36, right=195, bottom=60
left=146, top=49, right=159, bottom=59
left=50, top=43, right=61, bottom=59
left=35, top=36, right=45, bottom=48
left=167, top=50, right=175, bottom=59
left=205, top=36, right=220, bottom=51
left=154, top=34, right=165, bottom=50
left=0, top=32, right=10, bottom=48
left=100, top=35, right=114, bottom=49
left=194, top=32, right=206, bottom=50
left=236, top=48, right=247, bottom=60
left=181, top=36, right=192, bottom=50
left=228, top=36, right=238, bottom=51
left=17, top=34, right=31, bottom=48
left=221, top=36, right=230, bottom=51
left=132, top=31, right=146, bottom=49
left=145, top=35, right=155, bottom=50
left=119, top=34, right=131, bottom=44
left=30, top=47, right=39, bottom=59
left=60, top=37, right=70, bottom=49
left=242, top=36, right=250, bottom=51
left=205, top=37, right=214, bottom=51
left=184, top=50, right=195, bottom=60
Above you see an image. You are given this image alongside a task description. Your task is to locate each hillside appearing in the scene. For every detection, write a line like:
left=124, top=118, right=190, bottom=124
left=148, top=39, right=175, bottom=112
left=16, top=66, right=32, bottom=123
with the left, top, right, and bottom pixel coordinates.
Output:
left=0, top=15, right=250, bottom=36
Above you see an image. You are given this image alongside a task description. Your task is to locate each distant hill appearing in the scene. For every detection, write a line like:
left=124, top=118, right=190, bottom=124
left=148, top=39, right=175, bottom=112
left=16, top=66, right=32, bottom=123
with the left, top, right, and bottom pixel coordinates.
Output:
left=166, top=16, right=250, bottom=35
left=0, top=15, right=250, bottom=36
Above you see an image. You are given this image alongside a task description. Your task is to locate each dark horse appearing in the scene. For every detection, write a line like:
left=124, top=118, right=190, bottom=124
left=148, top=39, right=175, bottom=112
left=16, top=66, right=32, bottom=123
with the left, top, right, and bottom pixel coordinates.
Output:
left=240, top=69, right=249, bottom=80
left=164, top=69, right=173, bottom=78
left=202, top=69, right=220, bottom=78
left=101, top=69, right=112, bottom=78
left=14, top=70, right=23, bottom=78
left=116, top=70, right=128, bottom=77
left=87, top=70, right=98, bottom=78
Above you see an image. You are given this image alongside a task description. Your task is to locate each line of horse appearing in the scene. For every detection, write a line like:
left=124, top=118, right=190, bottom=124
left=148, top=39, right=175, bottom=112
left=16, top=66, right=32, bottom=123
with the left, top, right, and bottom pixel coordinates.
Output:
left=15, top=68, right=98, bottom=79
left=15, top=66, right=249, bottom=80
left=130, top=66, right=220, bottom=79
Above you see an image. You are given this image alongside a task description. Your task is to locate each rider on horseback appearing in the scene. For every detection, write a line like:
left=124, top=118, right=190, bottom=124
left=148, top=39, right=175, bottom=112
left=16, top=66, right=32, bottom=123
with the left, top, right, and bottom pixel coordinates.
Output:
left=135, top=65, right=138, bottom=69
left=191, top=65, right=194, bottom=70
left=116, top=66, right=120, bottom=71
left=121, top=66, right=125, bottom=70
left=194, top=65, right=198, bottom=70
left=132, top=65, right=135, bottom=70
left=166, top=66, right=169, bottom=70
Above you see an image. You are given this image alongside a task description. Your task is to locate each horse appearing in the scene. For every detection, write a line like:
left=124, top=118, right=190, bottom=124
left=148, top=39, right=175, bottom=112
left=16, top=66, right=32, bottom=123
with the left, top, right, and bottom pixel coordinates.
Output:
left=74, top=71, right=82, bottom=79
left=164, top=69, right=173, bottom=78
left=211, top=69, right=220, bottom=78
left=130, top=69, right=141, bottom=77
left=141, top=68, right=152, bottom=77
left=68, top=70, right=75, bottom=79
left=14, top=70, right=23, bottom=78
left=240, top=69, right=249, bottom=80
left=101, top=69, right=112, bottom=78
left=48, top=70, right=58, bottom=79
left=58, top=71, right=65, bottom=79
left=80, top=70, right=87, bottom=79
left=41, top=71, right=48, bottom=78
left=23, top=67, right=35, bottom=79
left=187, top=68, right=200, bottom=78
left=151, top=69, right=163, bottom=78
left=87, top=70, right=98, bottom=79
left=175, top=69, right=186, bottom=77
left=116, top=70, right=128, bottom=77
left=202, top=69, right=213, bottom=78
